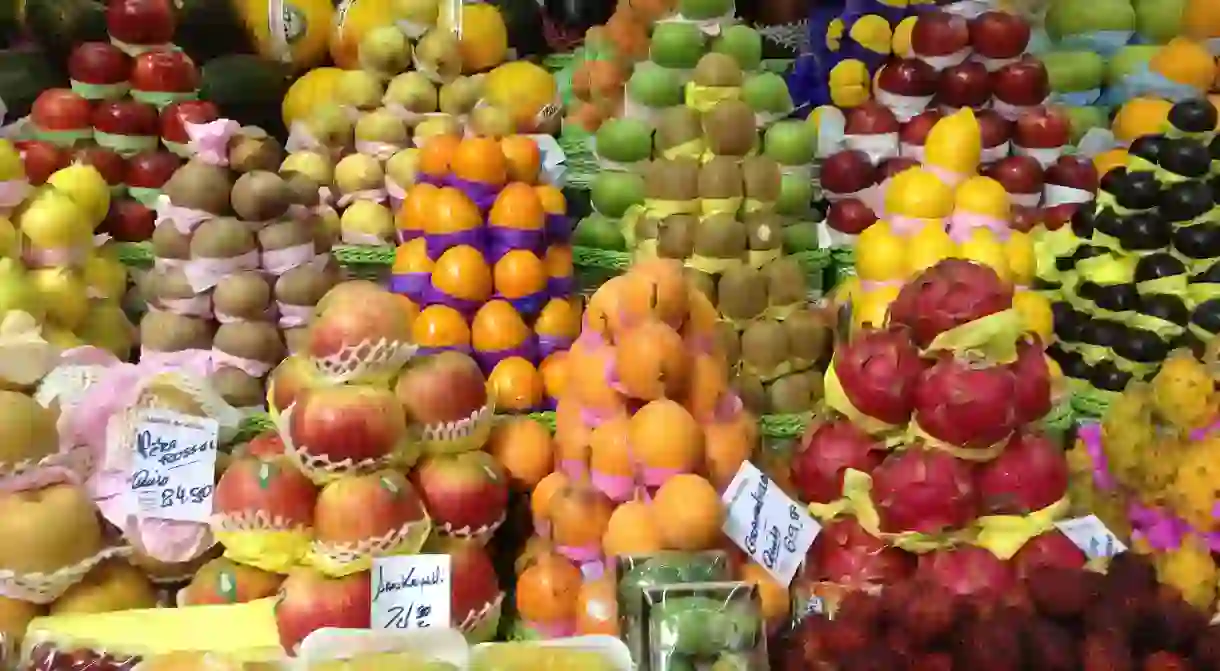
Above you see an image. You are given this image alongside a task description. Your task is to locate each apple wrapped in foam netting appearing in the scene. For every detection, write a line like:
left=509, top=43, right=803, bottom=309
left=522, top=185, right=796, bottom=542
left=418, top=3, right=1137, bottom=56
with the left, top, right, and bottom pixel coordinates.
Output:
left=276, top=386, right=413, bottom=484
left=300, top=282, right=419, bottom=387
left=395, top=352, right=496, bottom=457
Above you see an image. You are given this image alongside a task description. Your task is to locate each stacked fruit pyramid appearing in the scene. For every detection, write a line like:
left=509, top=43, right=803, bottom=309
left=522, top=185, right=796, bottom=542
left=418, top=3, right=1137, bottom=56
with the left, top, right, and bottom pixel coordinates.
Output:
left=516, top=259, right=793, bottom=639
left=791, top=258, right=1089, bottom=615
left=1038, top=98, right=1220, bottom=416
left=388, top=135, right=579, bottom=414
left=210, top=279, right=512, bottom=652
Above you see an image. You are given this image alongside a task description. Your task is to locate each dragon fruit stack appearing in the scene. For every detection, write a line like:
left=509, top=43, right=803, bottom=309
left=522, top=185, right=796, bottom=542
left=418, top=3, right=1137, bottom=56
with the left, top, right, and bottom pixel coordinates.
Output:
left=790, top=258, right=1085, bottom=613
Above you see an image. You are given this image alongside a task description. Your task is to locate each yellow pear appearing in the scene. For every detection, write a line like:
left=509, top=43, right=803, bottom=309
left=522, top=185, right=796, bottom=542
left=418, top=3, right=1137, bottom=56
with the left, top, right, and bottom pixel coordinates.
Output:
left=51, top=560, right=157, bottom=614
left=334, top=153, right=385, bottom=194
left=383, top=72, right=439, bottom=116
left=16, top=187, right=93, bottom=251
left=47, top=163, right=110, bottom=226
left=28, top=267, right=89, bottom=330
left=280, top=151, right=334, bottom=184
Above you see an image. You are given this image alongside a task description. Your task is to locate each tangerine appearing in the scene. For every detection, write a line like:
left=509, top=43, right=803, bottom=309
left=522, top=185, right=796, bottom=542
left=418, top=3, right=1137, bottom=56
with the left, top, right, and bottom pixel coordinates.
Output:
left=488, top=356, right=544, bottom=411
left=429, top=187, right=483, bottom=234
left=492, top=249, right=547, bottom=299
left=703, top=411, right=758, bottom=491
left=412, top=305, right=472, bottom=349
left=614, top=320, right=690, bottom=401
left=488, top=417, right=554, bottom=489
left=681, top=289, right=719, bottom=347
left=549, top=481, right=614, bottom=551
left=539, top=351, right=570, bottom=399
left=489, top=183, right=545, bottom=230
left=566, top=337, right=626, bottom=414
left=575, top=575, right=619, bottom=636
left=602, top=500, right=663, bottom=557
left=651, top=474, right=724, bottom=551
left=398, top=183, right=439, bottom=234
left=531, top=471, right=570, bottom=530
left=739, top=561, right=790, bottom=626
left=628, top=399, right=703, bottom=481
left=535, top=184, right=566, bottom=215
left=392, top=238, right=433, bottom=274
left=588, top=416, right=634, bottom=501
left=543, top=244, right=573, bottom=282
left=535, top=298, right=581, bottom=341
left=683, top=351, right=731, bottom=422
left=500, top=136, right=542, bottom=184
left=431, top=245, right=493, bottom=302
left=418, top=135, right=461, bottom=178
left=620, top=259, right=690, bottom=329
left=553, top=396, right=592, bottom=474
left=452, top=136, right=508, bottom=187
left=472, top=300, right=531, bottom=352
left=584, top=275, right=632, bottom=343
left=515, top=552, right=582, bottom=624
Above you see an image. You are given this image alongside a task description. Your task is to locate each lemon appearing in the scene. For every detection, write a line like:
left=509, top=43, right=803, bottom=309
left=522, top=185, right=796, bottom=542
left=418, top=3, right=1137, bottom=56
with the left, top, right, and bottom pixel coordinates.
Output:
left=0, top=140, right=23, bottom=182
left=954, top=176, right=1010, bottom=220
left=855, top=221, right=906, bottom=282
left=1014, top=290, right=1053, bottom=344
left=925, top=107, right=981, bottom=176
left=906, top=223, right=957, bottom=276
left=958, top=228, right=1010, bottom=283
left=46, top=164, right=109, bottom=226
left=483, top=61, right=558, bottom=132
left=1004, top=231, right=1036, bottom=286
left=854, top=285, right=901, bottom=332
left=282, top=67, right=344, bottom=128
left=442, top=2, right=508, bottom=74
left=884, top=168, right=954, bottom=220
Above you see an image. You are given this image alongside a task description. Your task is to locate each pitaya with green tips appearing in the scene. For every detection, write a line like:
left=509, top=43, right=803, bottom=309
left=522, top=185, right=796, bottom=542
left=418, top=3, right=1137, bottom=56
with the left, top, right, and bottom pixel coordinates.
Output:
left=871, top=445, right=978, bottom=535
left=914, top=353, right=1018, bottom=452
left=888, top=259, right=1014, bottom=349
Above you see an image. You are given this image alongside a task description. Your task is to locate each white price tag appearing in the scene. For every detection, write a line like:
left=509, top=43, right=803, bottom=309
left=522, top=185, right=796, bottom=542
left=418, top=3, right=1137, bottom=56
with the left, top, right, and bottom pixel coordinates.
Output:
left=722, top=462, right=820, bottom=586
left=1055, top=515, right=1127, bottom=560
left=805, top=596, right=824, bottom=616
left=129, top=410, right=219, bottom=522
left=371, top=555, right=451, bottom=631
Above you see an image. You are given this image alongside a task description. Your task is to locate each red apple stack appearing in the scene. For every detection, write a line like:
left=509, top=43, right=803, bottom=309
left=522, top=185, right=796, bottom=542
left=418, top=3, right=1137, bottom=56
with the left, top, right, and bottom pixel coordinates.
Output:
left=898, top=110, right=942, bottom=162
left=822, top=150, right=881, bottom=238
left=911, top=12, right=972, bottom=71
left=29, top=89, right=94, bottom=148
left=991, top=56, right=1051, bottom=122
left=1013, top=106, right=1072, bottom=168
left=160, top=101, right=219, bottom=157
left=874, top=59, right=937, bottom=123
left=976, top=109, right=1014, bottom=165
left=106, top=0, right=176, bottom=55
left=1041, top=156, right=1099, bottom=229
left=68, top=42, right=132, bottom=101
left=982, top=155, right=1045, bottom=211
left=16, top=141, right=73, bottom=186
left=129, top=49, right=201, bottom=110
left=842, top=102, right=901, bottom=165
left=969, top=10, right=1032, bottom=72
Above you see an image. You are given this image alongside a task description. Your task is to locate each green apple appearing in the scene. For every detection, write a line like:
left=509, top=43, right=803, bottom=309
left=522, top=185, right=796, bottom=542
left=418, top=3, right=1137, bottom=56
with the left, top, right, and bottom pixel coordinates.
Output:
left=590, top=172, right=646, bottom=218
left=594, top=118, right=654, bottom=164
left=572, top=214, right=627, bottom=250
left=1064, top=106, right=1109, bottom=143
left=1042, top=50, right=1105, bottom=92
left=1134, top=0, right=1186, bottom=44
left=1046, top=0, right=1136, bottom=40
left=1106, top=45, right=1159, bottom=85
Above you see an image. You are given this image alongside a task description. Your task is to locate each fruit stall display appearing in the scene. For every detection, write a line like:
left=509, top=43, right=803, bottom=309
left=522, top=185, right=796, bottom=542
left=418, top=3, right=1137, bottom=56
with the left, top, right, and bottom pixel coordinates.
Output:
left=390, top=134, right=580, bottom=414
left=1036, top=99, right=1220, bottom=418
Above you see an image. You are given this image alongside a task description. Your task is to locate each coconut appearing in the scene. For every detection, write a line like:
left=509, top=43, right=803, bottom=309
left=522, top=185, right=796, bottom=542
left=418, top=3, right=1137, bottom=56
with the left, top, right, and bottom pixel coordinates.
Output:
left=213, top=272, right=273, bottom=323
left=0, top=484, right=103, bottom=574
left=162, top=159, right=233, bottom=215
left=0, top=391, right=59, bottom=470
left=139, top=312, right=215, bottom=352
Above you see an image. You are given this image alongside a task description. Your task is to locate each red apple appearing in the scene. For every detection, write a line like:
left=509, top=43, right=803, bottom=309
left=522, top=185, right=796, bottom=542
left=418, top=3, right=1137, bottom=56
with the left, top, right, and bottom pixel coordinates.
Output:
left=75, top=147, right=127, bottom=188
left=16, top=141, right=72, bottom=185
left=30, top=89, right=93, bottom=134
left=983, top=155, right=1044, bottom=204
left=103, top=199, right=156, bottom=241
left=1009, top=205, right=1044, bottom=232
left=92, top=100, right=159, bottom=156
left=125, top=150, right=181, bottom=189
left=214, top=451, right=318, bottom=532
left=394, top=351, right=489, bottom=427
left=844, top=101, right=900, bottom=135
left=911, top=12, right=971, bottom=62
left=937, top=60, right=992, bottom=109
left=991, top=56, right=1050, bottom=107
left=820, top=150, right=879, bottom=196
left=287, top=386, right=408, bottom=467
left=130, top=49, right=199, bottom=98
left=106, top=0, right=176, bottom=47
left=159, top=100, right=219, bottom=146
left=441, top=538, right=503, bottom=635
left=67, top=42, right=131, bottom=89
left=827, top=198, right=878, bottom=234
left=413, top=451, right=509, bottom=540
left=969, top=11, right=1031, bottom=60
left=1015, top=106, right=1071, bottom=149
left=976, top=109, right=1013, bottom=163
left=267, top=356, right=323, bottom=417
left=1041, top=203, right=1078, bottom=230
left=1044, top=155, right=1099, bottom=194
left=313, top=470, right=428, bottom=553
left=879, top=157, right=920, bottom=180
left=875, top=58, right=937, bottom=98
left=180, top=557, right=284, bottom=606
left=899, top=110, right=942, bottom=158
left=274, top=567, right=371, bottom=653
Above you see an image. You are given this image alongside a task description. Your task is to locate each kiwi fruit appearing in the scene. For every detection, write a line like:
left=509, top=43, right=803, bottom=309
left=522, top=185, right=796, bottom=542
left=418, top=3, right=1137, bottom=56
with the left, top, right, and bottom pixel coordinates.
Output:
left=657, top=214, right=698, bottom=259
left=151, top=267, right=198, bottom=304
left=163, top=159, right=233, bottom=214
left=740, top=318, right=790, bottom=376
left=190, top=217, right=257, bottom=260
left=276, top=261, right=341, bottom=307
left=762, top=257, right=807, bottom=308
left=692, top=213, right=747, bottom=260
left=283, top=328, right=309, bottom=355
left=686, top=268, right=717, bottom=302
left=151, top=224, right=191, bottom=262
left=140, top=312, right=215, bottom=352
left=714, top=320, right=740, bottom=366
left=258, top=219, right=314, bottom=260
left=692, top=53, right=744, bottom=88
left=732, top=371, right=768, bottom=414
left=742, top=156, right=783, bottom=203
left=229, top=133, right=284, bottom=174
left=231, top=171, right=292, bottom=222
left=698, top=157, right=744, bottom=200
left=213, top=272, right=273, bottom=322
left=717, top=266, right=768, bottom=321
left=644, top=158, right=699, bottom=201
left=284, top=173, right=324, bottom=207
left=784, top=308, right=832, bottom=366
left=703, top=100, right=758, bottom=157
left=210, top=367, right=265, bottom=409
left=766, top=372, right=813, bottom=414
left=635, top=216, right=661, bottom=249
left=213, top=322, right=286, bottom=366
left=745, top=212, right=784, bottom=253
left=654, top=107, right=703, bottom=157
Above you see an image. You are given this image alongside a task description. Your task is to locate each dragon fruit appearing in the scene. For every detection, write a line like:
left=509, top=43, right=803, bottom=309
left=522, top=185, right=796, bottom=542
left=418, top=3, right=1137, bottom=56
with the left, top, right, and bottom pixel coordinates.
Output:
left=804, top=518, right=915, bottom=588
left=975, top=431, right=1069, bottom=515
left=791, top=418, right=884, bottom=504
left=916, top=546, right=1016, bottom=598
left=1008, top=337, right=1052, bottom=424
left=871, top=446, right=978, bottom=535
left=830, top=325, right=927, bottom=427
left=889, top=259, right=1014, bottom=349
left=913, top=354, right=1018, bottom=452
left=1011, top=530, right=1087, bottom=579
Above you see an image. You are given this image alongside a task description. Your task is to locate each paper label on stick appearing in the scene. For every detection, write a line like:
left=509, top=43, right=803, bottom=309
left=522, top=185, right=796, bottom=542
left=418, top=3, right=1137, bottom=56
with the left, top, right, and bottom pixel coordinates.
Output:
left=1055, top=515, right=1127, bottom=559
left=371, top=555, right=452, bottom=631
left=129, top=409, right=219, bottom=522
left=722, top=461, right=820, bottom=586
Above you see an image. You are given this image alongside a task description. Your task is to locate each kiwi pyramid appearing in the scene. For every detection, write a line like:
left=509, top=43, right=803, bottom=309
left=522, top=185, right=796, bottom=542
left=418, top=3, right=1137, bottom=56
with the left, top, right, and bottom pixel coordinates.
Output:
left=1039, top=98, right=1220, bottom=399
left=146, top=125, right=337, bottom=412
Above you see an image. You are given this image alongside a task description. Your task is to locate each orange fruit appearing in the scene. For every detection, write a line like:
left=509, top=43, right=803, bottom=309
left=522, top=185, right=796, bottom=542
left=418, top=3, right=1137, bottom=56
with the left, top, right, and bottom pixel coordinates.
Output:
left=431, top=245, right=493, bottom=303
left=588, top=416, right=634, bottom=501
left=398, top=183, right=439, bottom=234
left=412, top=305, right=472, bottom=349
left=621, top=258, right=690, bottom=329
left=539, top=351, right=570, bottom=399
left=531, top=471, right=570, bottom=530
left=566, top=336, right=627, bottom=414
left=488, top=417, right=554, bottom=489
left=704, top=412, right=758, bottom=491
left=651, top=474, right=724, bottom=551
left=1093, top=148, right=1129, bottom=177
left=418, top=135, right=461, bottom=179
left=452, top=136, right=508, bottom=187
left=534, top=298, right=581, bottom=341
left=614, top=320, right=690, bottom=401
left=553, top=396, right=593, bottom=474
left=628, top=399, right=704, bottom=483
left=683, top=351, right=731, bottom=423
left=492, top=249, right=547, bottom=299
left=500, top=136, right=542, bottom=184
left=392, top=238, right=433, bottom=275
left=429, top=187, right=483, bottom=234
left=603, top=500, right=664, bottom=556
left=535, top=184, right=566, bottom=215
left=575, top=575, right=619, bottom=636
left=584, top=275, right=631, bottom=343
left=1112, top=97, right=1172, bottom=143
left=740, top=561, right=790, bottom=626
left=543, top=244, right=573, bottom=283
left=488, top=356, right=544, bottom=411
left=549, top=480, right=614, bottom=551
left=489, top=183, right=545, bottom=230
left=515, top=552, right=582, bottom=624
left=471, top=299, right=531, bottom=352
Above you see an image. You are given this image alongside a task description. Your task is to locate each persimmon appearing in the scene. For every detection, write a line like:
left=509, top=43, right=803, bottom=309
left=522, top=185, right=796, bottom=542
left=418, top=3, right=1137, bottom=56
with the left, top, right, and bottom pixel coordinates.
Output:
left=428, top=187, right=482, bottom=234
left=492, top=249, right=546, bottom=300
left=471, top=300, right=530, bottom=352
left=489, top=183, right=545, bottom=230
left=452, top=136, right=508, bottom=186
left=515, top=552, right=582, bottom=625
left=628, top=399, right=703, bottom=486
left=397, top=183, right=439, bottom=234
left=412, top=305, right=472, bottom=350
left=418, top=135, right=460, bottom=178
left=683, top=351, right=731, bottom=422
left=575, top=575, right=619, bottom=636
left=500, top=136, right=542, bottom=184
left=651, top=474, right=725, bottom=551
left=539, top=352, right=570, bottom=400
left=614, top=320, right=690, bottom=401
left=703, top=411, right=758, bottom=491
left=621, top=258, right=691, bottom=329
left=549, top=481, right=614, bottom=552
left=488, top=417, right=553, bottom=489
left=588, top=416, right=635, bottom=502
left=488, top=357, right=544, bottom=411
left=603, top=500, right=663, bottom=557
left=391, top=238, right=432, bottom=275
left=431, top=245, right=493, bottom=302
left=535, top=184, right=566, bottom=216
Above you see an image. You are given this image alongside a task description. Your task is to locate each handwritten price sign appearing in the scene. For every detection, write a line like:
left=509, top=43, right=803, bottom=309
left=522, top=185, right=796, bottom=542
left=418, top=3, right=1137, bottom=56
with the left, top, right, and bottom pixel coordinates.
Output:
left=129, top=409, right=219, bottom=522
left=722, top=461, right=820, bottom=586
left=371, top=555, right=450, bottom=631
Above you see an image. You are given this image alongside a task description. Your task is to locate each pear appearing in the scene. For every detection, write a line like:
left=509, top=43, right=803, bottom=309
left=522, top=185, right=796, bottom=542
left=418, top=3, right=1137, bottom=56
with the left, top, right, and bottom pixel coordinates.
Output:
left=384, top=72, right=439, bottom=116
left=392, top=0, right=440, bottom=36
left=46, top=163, right=110, bottom=225
left=414, top=29, right=462, bottom=82
left=385, top=148, right=421, bottom=189
left=413, top=115, right=462, bottom=142
left=0, top=259, right=45, bottom=322
left=0, top=217, right=16, bottom=259
left=469, top=105, right=516, bottom=138
left=359, top=25, right=413, bottom=76
left=334, top=153, right=386, bottom=195
left=16, top=187, right=93, bottom=251
left=280, top=151, right=334, bottom=185
left=29, top=267, right=88, bottom=330
left=438, top=76, right=483, bottom=116
left=335, top=70, right=386, bottom=110
left=340, top=201, right=395, bottom=244
left=355, top=109, right=410, bottom=147
left=304, top=105, right=355, bottom=150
